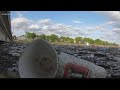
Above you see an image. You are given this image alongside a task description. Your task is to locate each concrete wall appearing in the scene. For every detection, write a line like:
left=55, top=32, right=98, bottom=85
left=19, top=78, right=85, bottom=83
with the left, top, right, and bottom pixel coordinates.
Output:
left=0, top=30, right=6, bottom=41
left=0, top=11, right=12, bottom=42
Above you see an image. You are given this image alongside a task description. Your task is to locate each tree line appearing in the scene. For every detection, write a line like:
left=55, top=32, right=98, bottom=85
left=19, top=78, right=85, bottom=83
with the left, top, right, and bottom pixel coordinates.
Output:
left=25, top=32, right=118, bottom=46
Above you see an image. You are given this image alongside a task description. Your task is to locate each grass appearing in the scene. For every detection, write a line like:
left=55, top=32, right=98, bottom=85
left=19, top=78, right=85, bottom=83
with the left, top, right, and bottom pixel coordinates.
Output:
left=13, top=39, right=32, bottom=44
left=14, top=40, right=120, bottom=48
left=50, top=42, right=120, bottom=48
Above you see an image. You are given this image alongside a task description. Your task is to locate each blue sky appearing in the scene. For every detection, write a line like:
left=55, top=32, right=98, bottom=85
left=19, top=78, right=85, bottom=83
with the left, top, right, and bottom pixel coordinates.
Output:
left=11, top=11, right=120, bottom=44
left=11, top=11, right=107, bottom=26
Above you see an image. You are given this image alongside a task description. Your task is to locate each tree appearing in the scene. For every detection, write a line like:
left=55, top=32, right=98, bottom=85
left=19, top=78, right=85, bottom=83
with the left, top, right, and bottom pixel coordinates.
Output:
left=75, top=37, right=82, bottom=43
left=83, top=38, right=94, bottom=44
left=59, top=36, right=74, bottom=43
left=66, top=37, right=74, bottom=43
left=39, top=34, right=47, bottom=40
left=46, top=35, right=51, bottom=41
left=50, top=34, right=59, bottom=42
left=60, top=36, right=66, bottom=42
left=69, top=38, right=74, bottom=43
left=25, top=32, right=118, bottom=46
left=94, top=39, right=102, bottom=45
left=65, top=37, right=71, bottom=43
left=25, top=32, right=36, bottom=39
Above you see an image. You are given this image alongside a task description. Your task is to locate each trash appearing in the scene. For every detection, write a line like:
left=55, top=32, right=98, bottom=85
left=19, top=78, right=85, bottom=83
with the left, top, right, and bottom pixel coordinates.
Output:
left=0, top=42, right=120, bottom=78
left=56, top=52, right=107, bottom=78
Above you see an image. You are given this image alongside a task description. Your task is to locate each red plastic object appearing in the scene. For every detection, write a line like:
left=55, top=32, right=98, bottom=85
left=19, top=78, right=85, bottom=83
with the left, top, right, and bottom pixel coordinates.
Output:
left=63, top=63, right=89, bottom=78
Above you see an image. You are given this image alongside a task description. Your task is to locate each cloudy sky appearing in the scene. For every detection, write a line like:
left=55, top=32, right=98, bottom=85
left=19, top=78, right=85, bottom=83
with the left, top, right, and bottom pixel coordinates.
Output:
left=11, top=11, right=120, bottom=44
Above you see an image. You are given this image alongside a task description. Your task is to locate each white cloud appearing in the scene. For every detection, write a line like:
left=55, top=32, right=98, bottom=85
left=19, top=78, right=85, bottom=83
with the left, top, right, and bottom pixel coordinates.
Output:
left=11, top=17, right=32, bottom=31
left=29, top=24, right=40, bottom=29
left=11, top=12, right=120, bottom=44
left=96, top=11, right=120, bottom=44
left=11, top=16, right=117, bottom=43
left=73, top=20, right=83, bottom=24
left=96, top=11, right=120, bottom=28
left=11, top=16, right=117, bottom=42
left=38, top=19, right=53, bottom=25
left=113, top=28, right=120, bottom=35
left=99, top=11, right=120, bottom=21
left=11, top=17, right=85, bottom=37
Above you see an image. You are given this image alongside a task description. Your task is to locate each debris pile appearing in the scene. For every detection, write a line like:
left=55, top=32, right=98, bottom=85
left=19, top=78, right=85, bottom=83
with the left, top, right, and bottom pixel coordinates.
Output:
left=53, top=45, right=120, bottom=78
left=0, top=42, right=120, bottom=78
left=56, top=52, right=107, bottom=78
left=0, top=42, right=27, bottom=77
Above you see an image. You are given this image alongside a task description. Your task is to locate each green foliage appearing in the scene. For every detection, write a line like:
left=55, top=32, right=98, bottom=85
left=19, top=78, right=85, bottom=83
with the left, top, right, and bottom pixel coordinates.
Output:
left=46, top=35, right=51, bottom=41
left=39, top=34, right=47, bottom=40
left=95, top=39, right=109, bottom=45
left=25, top=32, right=118, bottom=46
left=25, top=32, right=36, bottom=39
left=95, top=39, right=102, bottom=45
left=75, top=37, right=82, bottom=43
left=83, top=38, right=94, bottom=44
left=60, top=36, right=66, bottom=42
left=59, top=36, right=74, bottom=43
left=69, top=38, right=74, bottom=43
left=50, top=34, right=59, bottom=42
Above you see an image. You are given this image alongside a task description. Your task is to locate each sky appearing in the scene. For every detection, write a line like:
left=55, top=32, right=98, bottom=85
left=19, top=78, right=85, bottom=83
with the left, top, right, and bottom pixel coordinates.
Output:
left=11, top=11, right=120, bottom=44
